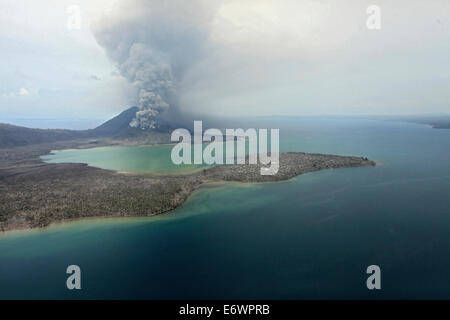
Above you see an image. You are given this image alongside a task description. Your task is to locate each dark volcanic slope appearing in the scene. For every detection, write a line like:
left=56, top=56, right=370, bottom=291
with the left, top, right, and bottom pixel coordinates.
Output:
left=90, top=106, right=139, bottom=136
left=0, top=109, right=376, bottom=231
left=0, top=124, right=86, bottom=148
left=0, top=106, right=156, bottom=148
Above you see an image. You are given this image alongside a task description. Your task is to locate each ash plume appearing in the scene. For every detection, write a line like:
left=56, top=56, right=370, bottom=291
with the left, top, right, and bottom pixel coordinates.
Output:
left=93, top=0, right=219, bottom=130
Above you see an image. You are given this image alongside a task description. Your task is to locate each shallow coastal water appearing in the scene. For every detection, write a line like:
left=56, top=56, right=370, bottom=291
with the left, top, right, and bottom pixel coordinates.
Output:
left=41, top=140, right=245, bottom=174
left=1, top=118, right=450, bottom=299
left=41, top=144, right=210, bottom=174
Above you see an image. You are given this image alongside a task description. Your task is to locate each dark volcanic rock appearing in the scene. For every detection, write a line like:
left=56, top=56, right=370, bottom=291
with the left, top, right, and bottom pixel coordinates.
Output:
left=91, top=106, right=139, bottom=137
left=0, top=106, right=173, bottom=148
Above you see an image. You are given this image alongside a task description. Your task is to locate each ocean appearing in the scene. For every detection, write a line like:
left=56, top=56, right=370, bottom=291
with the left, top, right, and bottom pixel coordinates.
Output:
left=1, top=118, right=449, bottom=299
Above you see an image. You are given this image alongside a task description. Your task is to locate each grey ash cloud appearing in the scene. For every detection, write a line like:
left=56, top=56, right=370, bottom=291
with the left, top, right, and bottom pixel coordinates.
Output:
left=88, top=75, right=101, bottom=81
left=91, top=0, right=450, bottom=123
left=92, top=0, right=219, bottom=130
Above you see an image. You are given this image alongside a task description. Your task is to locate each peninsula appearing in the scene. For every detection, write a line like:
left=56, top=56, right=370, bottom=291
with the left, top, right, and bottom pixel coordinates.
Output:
left=0, top=108, right=375, bottom=231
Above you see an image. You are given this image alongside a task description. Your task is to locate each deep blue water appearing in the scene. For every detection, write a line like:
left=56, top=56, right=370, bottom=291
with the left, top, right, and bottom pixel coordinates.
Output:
left=0, top=118, right=449, bottom=299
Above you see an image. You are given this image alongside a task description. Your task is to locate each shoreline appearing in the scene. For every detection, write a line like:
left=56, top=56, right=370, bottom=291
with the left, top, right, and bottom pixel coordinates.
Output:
left=0, top=165, right=372, bottom=236
left=41, top=144, right=215, bottom=176
left=0, top=179, right=245, bottom=236
left=0, top=139, right=376, bottom=233
left=0, top=178, right=260, bottom=235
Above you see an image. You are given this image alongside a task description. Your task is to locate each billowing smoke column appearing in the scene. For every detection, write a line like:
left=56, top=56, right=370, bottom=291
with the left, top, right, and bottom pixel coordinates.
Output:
left=93, top=0, right=218, bottom=130
left=121, top=43, right=173, bottom=130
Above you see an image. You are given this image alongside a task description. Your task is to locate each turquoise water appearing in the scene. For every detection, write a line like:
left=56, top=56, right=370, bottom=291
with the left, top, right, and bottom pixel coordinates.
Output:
left=1, top=118, right=450, bottom=299
left=41, top=141, right=244, bottom=174
left=41, top=145, right=210, bottom=174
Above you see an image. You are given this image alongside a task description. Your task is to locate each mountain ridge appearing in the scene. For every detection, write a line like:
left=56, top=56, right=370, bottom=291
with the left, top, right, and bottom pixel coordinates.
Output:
left=0, top=106, right=156, bottom=148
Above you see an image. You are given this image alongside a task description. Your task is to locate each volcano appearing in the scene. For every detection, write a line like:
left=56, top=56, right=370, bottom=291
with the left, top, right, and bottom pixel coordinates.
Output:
left=0, top=106, right=173, bottom=148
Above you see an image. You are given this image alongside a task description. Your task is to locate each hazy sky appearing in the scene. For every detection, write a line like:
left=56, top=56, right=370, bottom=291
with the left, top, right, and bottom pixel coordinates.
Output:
left=1, top=0, right=449, bottom=128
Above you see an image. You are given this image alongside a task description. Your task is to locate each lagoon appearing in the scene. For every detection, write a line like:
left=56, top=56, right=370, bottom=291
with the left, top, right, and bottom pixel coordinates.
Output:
left=1, top=118, right=450, bottom=299
left=41, top=145, right=210, bottom=174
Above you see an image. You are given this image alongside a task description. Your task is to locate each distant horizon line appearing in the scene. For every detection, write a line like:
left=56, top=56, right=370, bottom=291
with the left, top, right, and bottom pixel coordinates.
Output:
left=2, top=112, right=450, bottom=122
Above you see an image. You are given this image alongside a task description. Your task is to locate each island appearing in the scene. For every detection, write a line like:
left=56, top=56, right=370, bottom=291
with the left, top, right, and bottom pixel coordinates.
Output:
left=0, top=108, right=375, bottom=231
left=0, top=140, right=375, bottom=231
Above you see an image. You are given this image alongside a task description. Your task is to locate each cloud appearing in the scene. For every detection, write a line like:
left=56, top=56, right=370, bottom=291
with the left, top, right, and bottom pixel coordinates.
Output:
left=2, top=87, right=31, bottom=97
left=2, top=92, right=15, bottom=98
left=19, top=87, right=29, bottom=95
left=92, top=0, right=339, bottom=126
left=0, top=0, right=134, bottom=121
left=93, top=0, right=220, bottom=129
left=88, top=75, right=101, bottom=81
left=93, top=0, right=450, bottom=120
